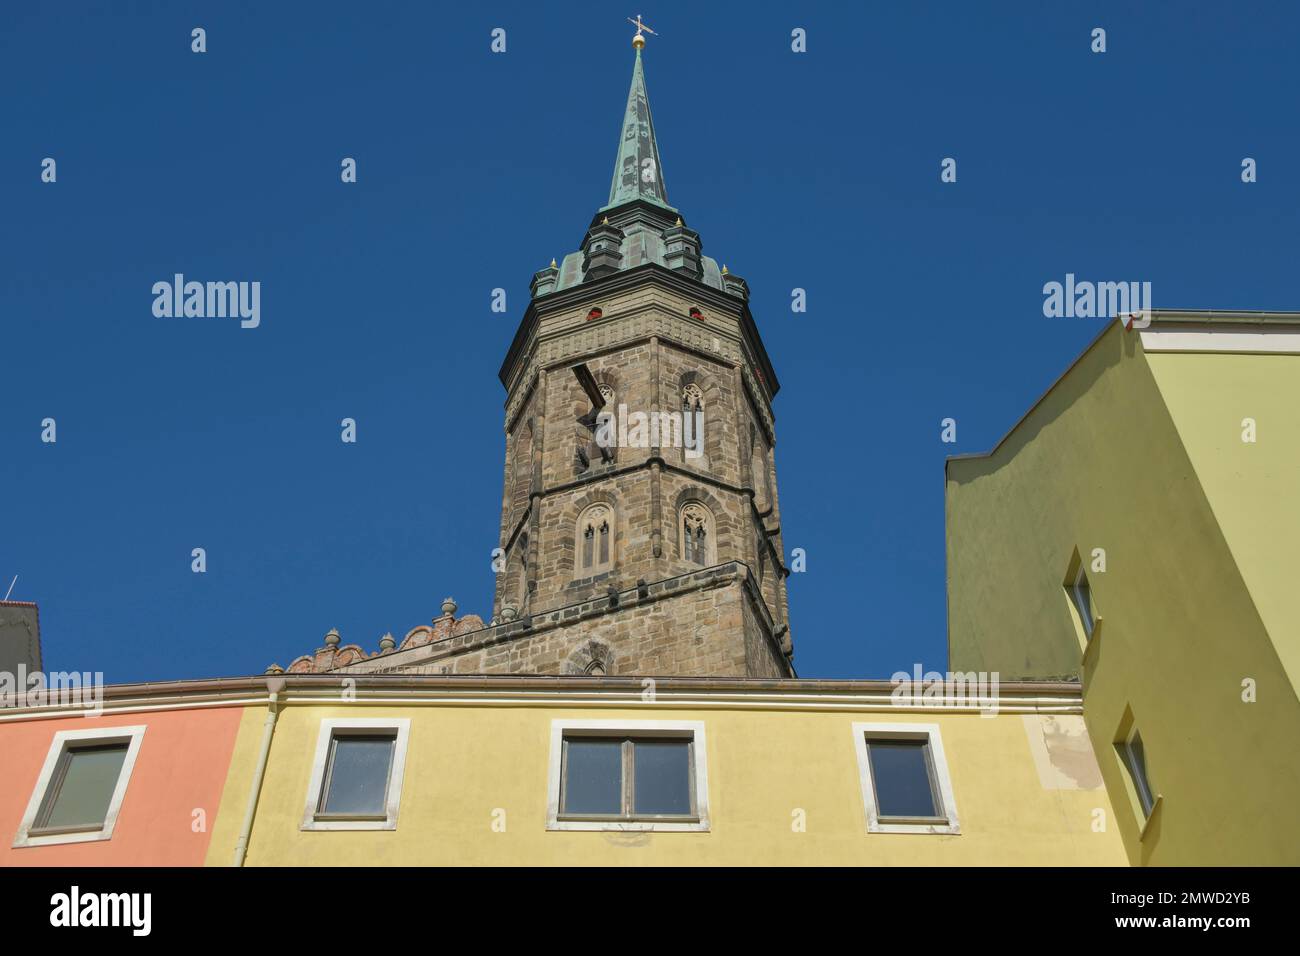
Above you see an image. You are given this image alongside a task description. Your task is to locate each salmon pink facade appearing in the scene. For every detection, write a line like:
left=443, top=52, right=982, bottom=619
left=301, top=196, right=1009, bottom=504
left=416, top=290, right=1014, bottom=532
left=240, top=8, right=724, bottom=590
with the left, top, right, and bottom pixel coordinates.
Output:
left=1, top=705, right=243, bottom=866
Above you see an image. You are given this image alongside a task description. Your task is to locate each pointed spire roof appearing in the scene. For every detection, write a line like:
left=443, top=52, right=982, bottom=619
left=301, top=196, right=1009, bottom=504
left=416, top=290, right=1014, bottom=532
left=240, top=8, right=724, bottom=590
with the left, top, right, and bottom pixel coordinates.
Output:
left=605, top=47, right=670, bottom=210
left=535, top=37, right=738, bottom=299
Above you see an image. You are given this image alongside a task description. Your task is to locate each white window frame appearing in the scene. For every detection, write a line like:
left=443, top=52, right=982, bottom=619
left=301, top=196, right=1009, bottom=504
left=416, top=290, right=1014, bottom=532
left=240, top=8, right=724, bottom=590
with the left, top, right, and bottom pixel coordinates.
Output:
left=13, top=725, right=146, bottom=848
left=546, top=719, right=710, bottom=832
left=301, top=718, right=410, bottom=831
left=852, top=722, right=960, bottom=835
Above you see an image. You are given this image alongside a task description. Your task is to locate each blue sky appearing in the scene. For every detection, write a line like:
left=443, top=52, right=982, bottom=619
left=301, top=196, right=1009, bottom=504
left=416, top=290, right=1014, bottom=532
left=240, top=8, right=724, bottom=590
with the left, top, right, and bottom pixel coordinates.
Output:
left=2, top=2, right=1297, bottom=682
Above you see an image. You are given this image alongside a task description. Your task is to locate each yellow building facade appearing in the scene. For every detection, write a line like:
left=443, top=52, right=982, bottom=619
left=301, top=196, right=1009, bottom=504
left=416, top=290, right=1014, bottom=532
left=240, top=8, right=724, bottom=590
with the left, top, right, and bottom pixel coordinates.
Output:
left=177, top=676, right=1127, bottom=866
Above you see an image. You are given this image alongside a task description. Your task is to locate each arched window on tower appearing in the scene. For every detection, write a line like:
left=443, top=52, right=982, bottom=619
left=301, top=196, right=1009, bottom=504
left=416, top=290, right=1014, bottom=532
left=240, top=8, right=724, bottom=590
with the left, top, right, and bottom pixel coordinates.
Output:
left=680, top=502, right=714, bottom=566
left=681, top=382, right=705, bottom=464
left=575, top=504, right=615, bottom=577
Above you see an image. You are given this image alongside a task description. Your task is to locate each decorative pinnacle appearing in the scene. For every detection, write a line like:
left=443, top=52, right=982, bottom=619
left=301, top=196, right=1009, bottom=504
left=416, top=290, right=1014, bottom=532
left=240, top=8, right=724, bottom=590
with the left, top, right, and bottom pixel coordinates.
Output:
left=441, top=597, right=458, bottom=617
left=721, top=264, right=729, bottom=274
left=550, top=258, right=557, bottom=268
left=627, top=14, right=657, bottom=50
left=675, top=217, right=683, bottom=226
left=324, top=628, right=340, bottom=647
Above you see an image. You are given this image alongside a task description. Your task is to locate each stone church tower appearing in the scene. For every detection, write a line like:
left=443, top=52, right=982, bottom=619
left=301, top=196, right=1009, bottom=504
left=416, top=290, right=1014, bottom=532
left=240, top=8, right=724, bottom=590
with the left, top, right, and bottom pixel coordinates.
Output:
left=282, top=41, right=794, bottom=679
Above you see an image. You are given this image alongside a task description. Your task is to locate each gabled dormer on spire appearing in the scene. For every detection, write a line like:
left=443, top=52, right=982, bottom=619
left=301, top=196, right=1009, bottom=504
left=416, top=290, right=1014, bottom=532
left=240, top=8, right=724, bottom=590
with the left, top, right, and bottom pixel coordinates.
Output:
left=605, top=46, right=669, bottom=210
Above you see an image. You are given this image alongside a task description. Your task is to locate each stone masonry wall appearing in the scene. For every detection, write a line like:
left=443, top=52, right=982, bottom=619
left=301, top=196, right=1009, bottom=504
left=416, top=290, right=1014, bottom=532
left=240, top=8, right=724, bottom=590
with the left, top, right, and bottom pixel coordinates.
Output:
left=483, top=271, right=793, bottom=677
left=345, top=563, right=791, bottom=678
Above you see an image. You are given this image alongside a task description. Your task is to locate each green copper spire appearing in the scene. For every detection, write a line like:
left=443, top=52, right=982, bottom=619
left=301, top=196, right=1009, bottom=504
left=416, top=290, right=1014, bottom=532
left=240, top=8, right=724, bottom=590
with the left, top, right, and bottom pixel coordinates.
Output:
left=606, top=47, right=670, bottom=209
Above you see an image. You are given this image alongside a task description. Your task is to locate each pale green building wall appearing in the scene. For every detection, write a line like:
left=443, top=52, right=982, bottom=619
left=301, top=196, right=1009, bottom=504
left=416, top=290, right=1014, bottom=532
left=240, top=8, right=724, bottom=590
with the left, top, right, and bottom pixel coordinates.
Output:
left=946, top=320, right=1300, bottom=864
left=1146, top=352, right=1300, bottom=692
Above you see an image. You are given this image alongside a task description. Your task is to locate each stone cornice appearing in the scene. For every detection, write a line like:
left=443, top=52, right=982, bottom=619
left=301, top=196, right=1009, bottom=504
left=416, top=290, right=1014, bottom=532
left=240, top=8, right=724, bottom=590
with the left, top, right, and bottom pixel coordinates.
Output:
left=0, top=674, right=1086, bottom=721
left=500, top=264, right=779, bottom=412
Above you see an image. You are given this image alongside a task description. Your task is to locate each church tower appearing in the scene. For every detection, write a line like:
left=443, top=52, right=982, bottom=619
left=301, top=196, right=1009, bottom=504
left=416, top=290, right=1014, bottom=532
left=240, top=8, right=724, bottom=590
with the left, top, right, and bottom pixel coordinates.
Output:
left=284, top=34, right=795, bottom=680
left=491, top=35, right=794, bottom=677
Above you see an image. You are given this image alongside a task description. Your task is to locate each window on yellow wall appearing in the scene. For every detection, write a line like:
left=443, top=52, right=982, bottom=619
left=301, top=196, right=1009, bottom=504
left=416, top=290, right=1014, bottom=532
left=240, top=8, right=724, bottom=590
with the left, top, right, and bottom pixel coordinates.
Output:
left=546, top=719, right=711, bottom=832
left=866, top=739, right=941, bottom=821
left=561, top=736, right=694, bottom=819
left=302, top=718, right=410, bottom=831
left=318, top=735, right=396, bottom=818
left=852, top=722, right=960, bottom=835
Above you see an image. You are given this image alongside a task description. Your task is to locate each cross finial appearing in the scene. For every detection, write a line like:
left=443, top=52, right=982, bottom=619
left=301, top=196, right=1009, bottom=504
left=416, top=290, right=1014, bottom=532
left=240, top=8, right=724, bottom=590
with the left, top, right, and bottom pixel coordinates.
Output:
left=627, top=14, right=658, bottom=50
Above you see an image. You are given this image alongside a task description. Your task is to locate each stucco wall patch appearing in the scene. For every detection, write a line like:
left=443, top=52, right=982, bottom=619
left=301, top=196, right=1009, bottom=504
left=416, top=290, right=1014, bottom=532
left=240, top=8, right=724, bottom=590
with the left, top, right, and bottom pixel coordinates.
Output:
left=1023, top=715, right=1104, bottom=790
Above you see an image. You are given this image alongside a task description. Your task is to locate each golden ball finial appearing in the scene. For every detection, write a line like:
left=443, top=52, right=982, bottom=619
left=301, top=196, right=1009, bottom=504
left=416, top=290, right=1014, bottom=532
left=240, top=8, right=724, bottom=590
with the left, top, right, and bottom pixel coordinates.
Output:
left=627, top=16, right=656, bottom=52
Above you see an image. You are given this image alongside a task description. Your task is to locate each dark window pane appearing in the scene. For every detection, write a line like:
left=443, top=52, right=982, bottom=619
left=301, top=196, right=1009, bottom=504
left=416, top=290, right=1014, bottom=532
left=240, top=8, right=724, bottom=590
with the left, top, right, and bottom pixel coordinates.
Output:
left=868, top=739, right=939, bottom=819
left=322, top=735, right=394, bottom=815
left=563, top=739, right=622, bottom=814
left=41, top=744, right=128, bottom=830
left=1128, top=731, right=1154, bottom=814
left=634, top=740, right=692, bottom=815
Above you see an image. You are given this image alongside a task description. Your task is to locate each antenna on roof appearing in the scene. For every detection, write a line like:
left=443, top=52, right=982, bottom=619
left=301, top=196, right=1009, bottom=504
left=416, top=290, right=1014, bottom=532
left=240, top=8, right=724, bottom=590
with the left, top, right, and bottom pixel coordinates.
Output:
left=3, top=575, right=16, bottom=601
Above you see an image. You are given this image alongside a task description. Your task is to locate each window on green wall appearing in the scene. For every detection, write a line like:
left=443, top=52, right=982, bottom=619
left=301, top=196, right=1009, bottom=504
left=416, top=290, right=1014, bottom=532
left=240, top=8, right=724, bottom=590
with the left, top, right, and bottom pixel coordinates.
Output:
left=1071, top=566, right=1097, bottom=638
left=1117, top=728, right=1157, bottom=819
